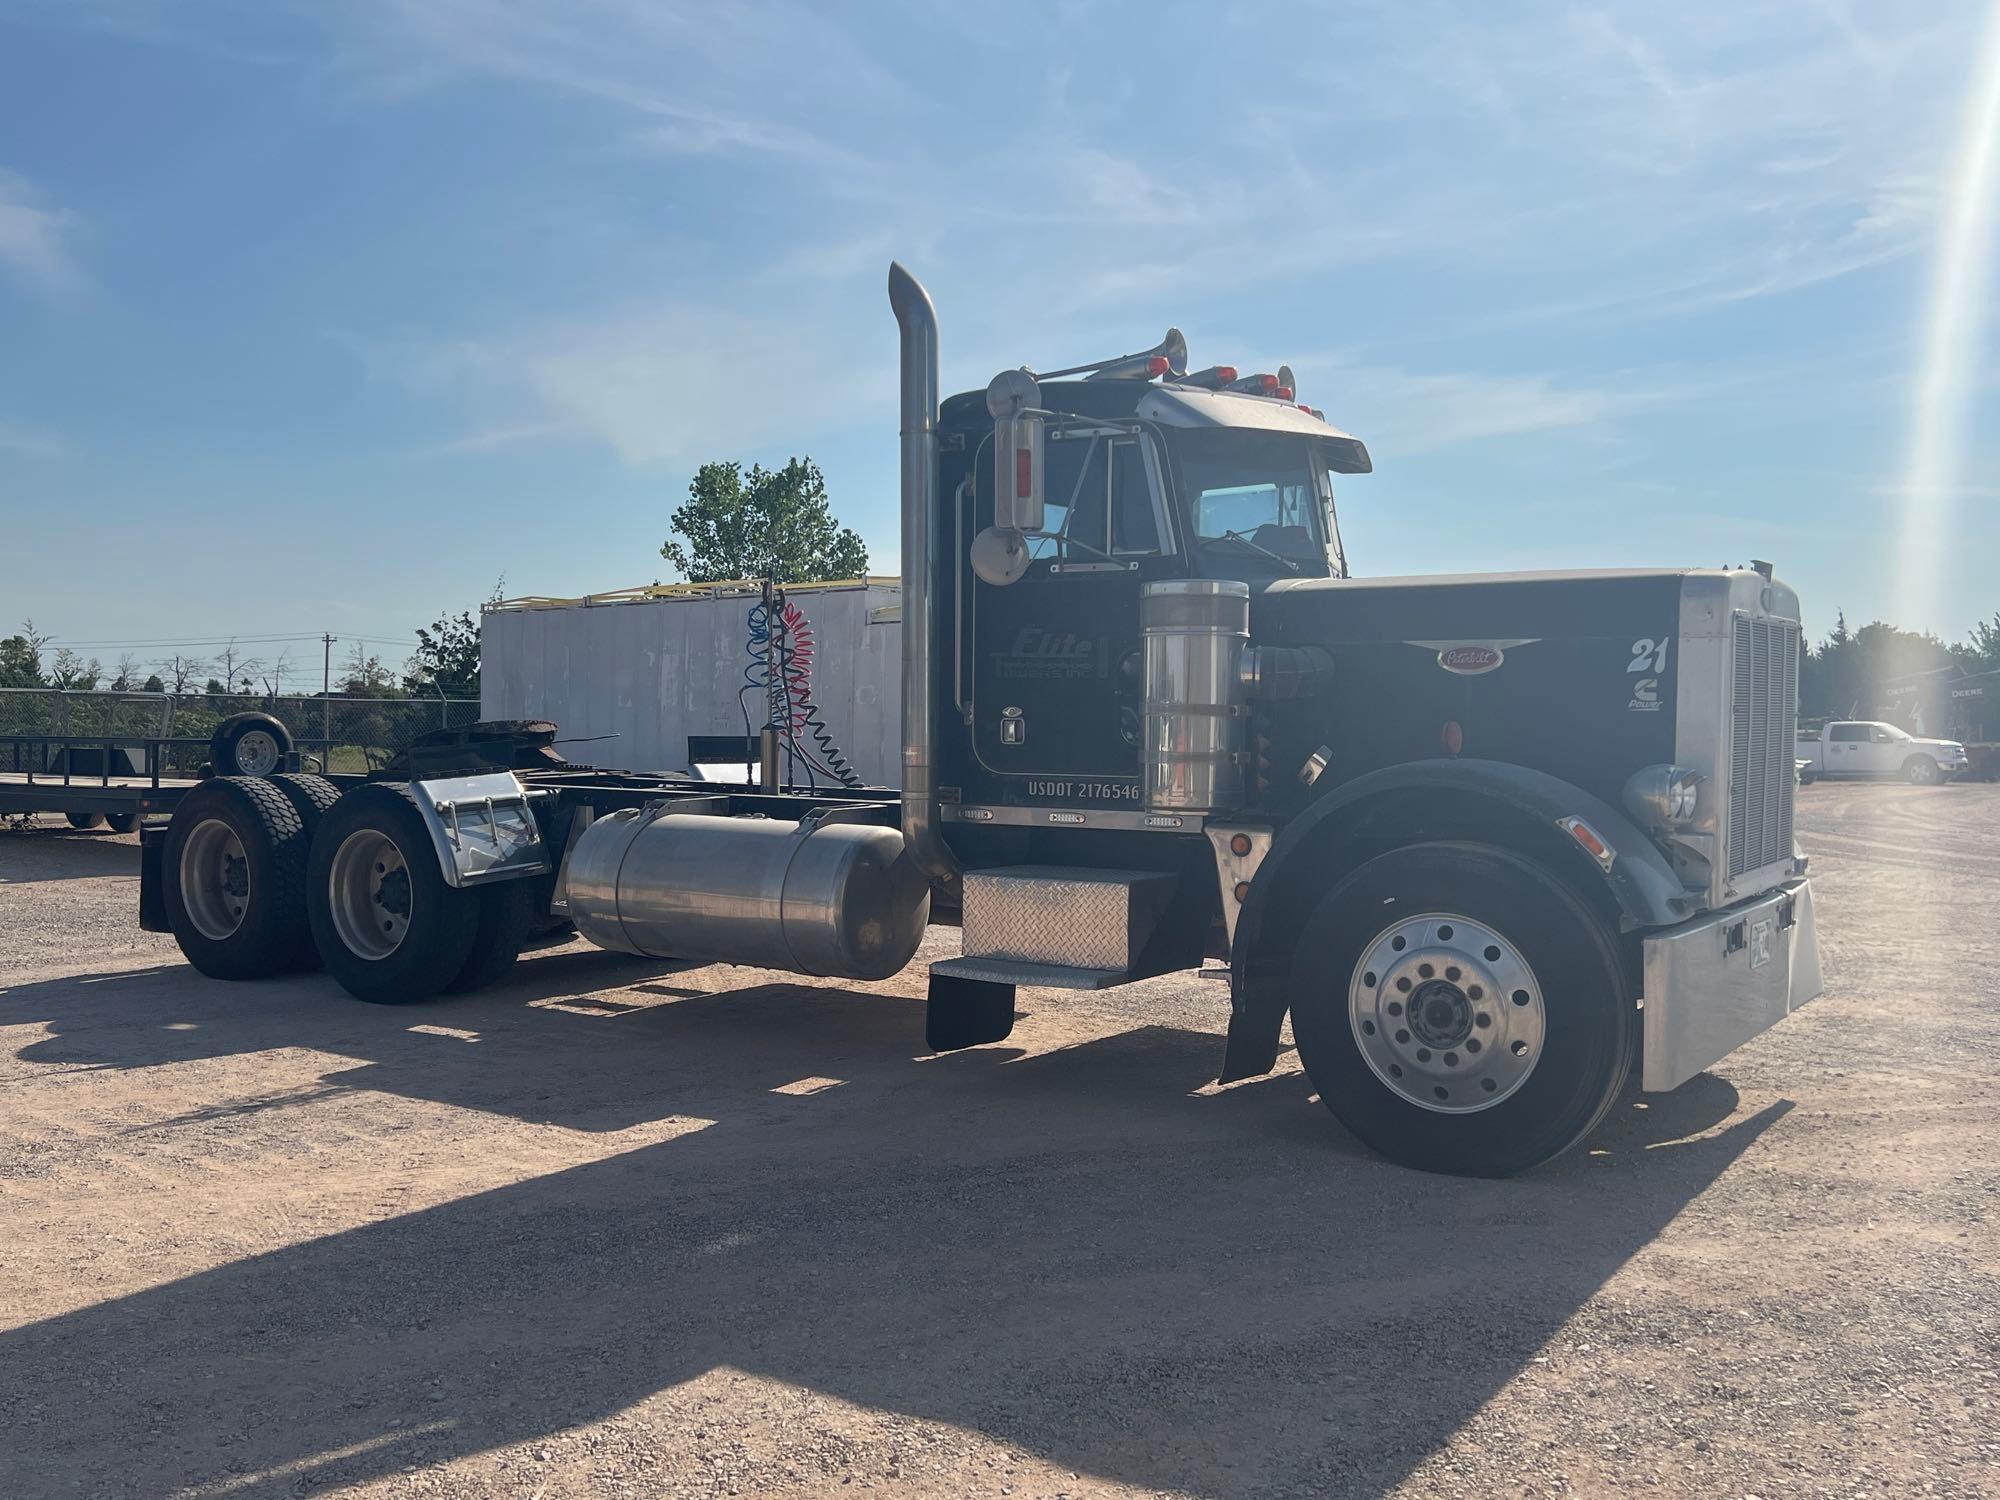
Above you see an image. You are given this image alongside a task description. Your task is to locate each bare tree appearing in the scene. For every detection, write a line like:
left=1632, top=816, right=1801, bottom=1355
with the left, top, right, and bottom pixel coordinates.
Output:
left=111, top=652, right=142, bottom=692
left=156, top=654, right=208, bottom=695
left=216, top=640, right=264, bottom=696
left=261, top=648, right=292, bottom=700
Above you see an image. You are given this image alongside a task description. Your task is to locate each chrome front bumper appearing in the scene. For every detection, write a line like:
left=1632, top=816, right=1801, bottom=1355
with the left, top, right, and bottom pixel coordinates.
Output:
left=1641, top=878, right=1823, bottom=1092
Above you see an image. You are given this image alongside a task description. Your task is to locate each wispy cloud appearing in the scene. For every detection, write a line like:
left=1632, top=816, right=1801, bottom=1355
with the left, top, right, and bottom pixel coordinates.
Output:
left=0, top=419, right=67, bottom=459
left=0, top=170, right=81, bottom=295
left=1294, top=361, right=1640, bottom=455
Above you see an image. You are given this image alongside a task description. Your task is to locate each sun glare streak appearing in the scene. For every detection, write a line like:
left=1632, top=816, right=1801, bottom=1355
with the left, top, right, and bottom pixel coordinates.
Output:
left=1893, top=0, right=2000, bottom=629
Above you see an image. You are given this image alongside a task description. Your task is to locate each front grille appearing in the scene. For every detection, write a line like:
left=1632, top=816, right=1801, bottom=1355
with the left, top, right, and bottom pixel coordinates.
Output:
left=1728, top=614, right=1799, bottom=877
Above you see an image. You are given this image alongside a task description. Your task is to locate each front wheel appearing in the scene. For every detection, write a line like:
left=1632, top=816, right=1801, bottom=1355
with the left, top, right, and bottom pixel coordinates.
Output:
left=65, top=812, right=106, bottom=831
left=1905, top=755, right=1941, bottom=786
left=1289, top=841, right=1636, bottom=1177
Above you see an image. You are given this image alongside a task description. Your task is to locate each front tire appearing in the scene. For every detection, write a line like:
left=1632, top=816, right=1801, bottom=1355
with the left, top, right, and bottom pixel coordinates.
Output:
left=306, top=785, right=480, bottom=1004
left=1289, top=841, right=1636, bottom=1177
left=65, top=812, right=106, bottom=830
left=1905, top=755, right=1941, bottom=786
left=104, top=812, right=143, bottom=834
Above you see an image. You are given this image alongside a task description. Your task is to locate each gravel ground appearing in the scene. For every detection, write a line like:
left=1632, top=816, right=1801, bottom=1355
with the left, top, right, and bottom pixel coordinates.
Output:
left=0, top=781, right=1995, bottom=1499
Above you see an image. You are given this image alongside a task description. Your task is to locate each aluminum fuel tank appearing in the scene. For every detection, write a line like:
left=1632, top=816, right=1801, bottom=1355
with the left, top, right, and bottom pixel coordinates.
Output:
left=567, top=809, right=930, bottom=981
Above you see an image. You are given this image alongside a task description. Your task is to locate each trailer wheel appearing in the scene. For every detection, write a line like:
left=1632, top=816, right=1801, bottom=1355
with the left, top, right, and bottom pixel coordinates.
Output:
left=104, top=812, right=143, bottom=834
left=445, top=878, right=540, bottom=994
left=306, top=785, right=480, bottom=1004
left=210, top=712, right=292, bottom=779
left=162, top=776, right=312, bottom=981
left=1904, top=755, right=1941, bottom=786
left=1289, top=841, right=1636, bottom=1178
left=65, top=812, right=106, bottom=830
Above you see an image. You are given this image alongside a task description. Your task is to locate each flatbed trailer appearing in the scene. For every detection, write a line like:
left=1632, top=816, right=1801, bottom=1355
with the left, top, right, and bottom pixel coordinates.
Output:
left=2, top=709, right=309, bottom=830
left=136, top=264, right=1825, bottom=1178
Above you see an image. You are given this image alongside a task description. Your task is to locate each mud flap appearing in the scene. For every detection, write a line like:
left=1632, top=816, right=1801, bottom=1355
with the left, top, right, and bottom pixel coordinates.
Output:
left=138, top=823, right=170, bottom=933
left=926, top=971, right=1017, bottom=1052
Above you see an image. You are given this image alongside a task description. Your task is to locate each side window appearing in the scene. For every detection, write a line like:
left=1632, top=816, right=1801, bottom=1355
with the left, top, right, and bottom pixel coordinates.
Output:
left=1870, top=725, right=1898, bottom=743
left=1829, top=724, right=1865, bottom=743
left=1029, top=437, right=1105, bottom=561
left=1109, top=440, right=1160, bottom=554
left=1031, top=433, right=1166, bottom=562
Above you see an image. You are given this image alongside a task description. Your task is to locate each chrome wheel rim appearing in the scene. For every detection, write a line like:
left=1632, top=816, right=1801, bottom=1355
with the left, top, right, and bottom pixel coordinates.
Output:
left=328, top=829, right=410, bottom=961
left=233, top=730, right=281, bottom=778
left=1348, top=912, right=1545, bottom=1114
left=180, top=818, right=249, bottom=941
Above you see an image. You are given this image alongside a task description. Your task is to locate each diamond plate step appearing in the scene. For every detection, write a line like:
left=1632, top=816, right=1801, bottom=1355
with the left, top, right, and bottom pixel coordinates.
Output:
left=958, top=865, right=1177, bottom=971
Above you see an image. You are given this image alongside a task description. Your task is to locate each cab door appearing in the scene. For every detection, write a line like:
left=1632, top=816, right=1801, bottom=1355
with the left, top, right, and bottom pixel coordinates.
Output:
left=965, top=426, right=1180, bottom=798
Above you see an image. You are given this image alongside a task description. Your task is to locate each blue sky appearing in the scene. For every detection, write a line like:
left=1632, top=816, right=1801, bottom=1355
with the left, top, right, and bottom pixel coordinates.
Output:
left=2, top=0, right=1997, bottom=685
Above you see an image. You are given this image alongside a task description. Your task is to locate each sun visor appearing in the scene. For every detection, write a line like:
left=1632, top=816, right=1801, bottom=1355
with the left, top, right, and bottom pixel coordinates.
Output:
left=1136, top=386, right=1373, bottom=473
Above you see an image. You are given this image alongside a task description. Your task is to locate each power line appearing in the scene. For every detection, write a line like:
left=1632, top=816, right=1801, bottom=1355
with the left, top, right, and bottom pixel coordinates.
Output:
left=43, top=632, right=424, bottom=651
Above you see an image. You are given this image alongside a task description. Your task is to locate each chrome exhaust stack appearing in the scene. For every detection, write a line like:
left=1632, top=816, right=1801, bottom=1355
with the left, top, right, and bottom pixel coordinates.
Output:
left=888, top=262, right=959, bottom=887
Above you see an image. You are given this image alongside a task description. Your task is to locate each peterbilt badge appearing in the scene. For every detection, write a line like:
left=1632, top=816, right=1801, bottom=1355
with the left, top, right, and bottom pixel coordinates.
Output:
left=1410, top=639, right=1539, bottom=676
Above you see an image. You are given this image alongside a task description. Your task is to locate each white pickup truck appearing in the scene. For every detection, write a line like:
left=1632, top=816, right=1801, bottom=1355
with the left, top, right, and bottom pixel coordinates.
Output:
left=1796, top=721, right=1969, bottom=784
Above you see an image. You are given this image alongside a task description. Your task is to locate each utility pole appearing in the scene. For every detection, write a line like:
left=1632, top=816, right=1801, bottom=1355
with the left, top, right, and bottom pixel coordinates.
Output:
left=322, top=633, right=335, bottom=753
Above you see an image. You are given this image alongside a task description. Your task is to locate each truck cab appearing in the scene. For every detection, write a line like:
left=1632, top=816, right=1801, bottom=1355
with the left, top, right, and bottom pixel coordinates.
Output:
left=141, top=263, right=1826, bottom=1181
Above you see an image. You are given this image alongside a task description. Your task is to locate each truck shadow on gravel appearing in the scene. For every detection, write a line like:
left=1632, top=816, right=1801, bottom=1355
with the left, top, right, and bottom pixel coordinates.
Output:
left=1, top=953, right=1784, bottom=1498
left=0, top=827, right=143, bottom=881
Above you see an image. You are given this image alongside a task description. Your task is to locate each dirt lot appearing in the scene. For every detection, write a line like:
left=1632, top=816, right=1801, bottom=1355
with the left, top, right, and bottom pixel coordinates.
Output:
left=1, top=781, right=1995, bottom=1499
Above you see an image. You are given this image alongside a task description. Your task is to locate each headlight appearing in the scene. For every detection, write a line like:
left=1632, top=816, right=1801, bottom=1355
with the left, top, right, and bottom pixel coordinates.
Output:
left=1624, top=764, right=1702, bottom=829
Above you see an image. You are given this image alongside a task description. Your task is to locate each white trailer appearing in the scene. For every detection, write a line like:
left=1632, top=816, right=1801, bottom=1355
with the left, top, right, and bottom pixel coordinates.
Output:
left=479, top=580, right=903, bottom=785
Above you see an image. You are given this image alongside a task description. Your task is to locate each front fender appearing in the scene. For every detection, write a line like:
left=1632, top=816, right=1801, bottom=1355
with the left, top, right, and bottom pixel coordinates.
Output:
left=1218, top=758, right=1692, bottom=1083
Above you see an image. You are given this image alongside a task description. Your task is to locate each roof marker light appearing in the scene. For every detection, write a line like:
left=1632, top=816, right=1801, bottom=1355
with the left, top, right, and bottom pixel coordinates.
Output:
left=1181, top=365, right=1238, bottom=389
left=1147, top=355, right=1171, bottom=377
left=1274, top=386, right=1293, bottom=401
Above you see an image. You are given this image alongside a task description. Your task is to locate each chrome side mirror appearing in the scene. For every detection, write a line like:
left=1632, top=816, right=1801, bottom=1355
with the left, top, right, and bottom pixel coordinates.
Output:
left=987, top=369, right=1044, bottom=535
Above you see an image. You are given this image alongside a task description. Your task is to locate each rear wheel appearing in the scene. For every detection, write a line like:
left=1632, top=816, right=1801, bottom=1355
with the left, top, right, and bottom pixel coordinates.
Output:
left=1289, top=841, right=1636, bottom=1177
left=65, top=812, right=106, bottom=831
left=1905, top=755, right=1941, bottom=785
left=307, top=785, right=480, bottom=1004
left=163, top=777, right=312, bottom=980
left=445, top=878, right=540, bottom=994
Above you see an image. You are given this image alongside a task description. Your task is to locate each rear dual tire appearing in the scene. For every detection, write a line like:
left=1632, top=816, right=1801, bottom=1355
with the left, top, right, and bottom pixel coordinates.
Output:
left=304, top=785, right=532, bottom=1004
left=163, top=777, right=315, bottom=980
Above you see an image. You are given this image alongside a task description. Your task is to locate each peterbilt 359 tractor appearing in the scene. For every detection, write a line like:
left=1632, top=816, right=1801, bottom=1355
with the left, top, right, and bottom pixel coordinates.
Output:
left=140, top=264, right=1822, bottom=1177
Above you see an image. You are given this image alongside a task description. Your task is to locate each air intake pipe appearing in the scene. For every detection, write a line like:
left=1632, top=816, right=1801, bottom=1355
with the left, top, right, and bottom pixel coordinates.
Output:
left=888, top=263, right=960, bottom=887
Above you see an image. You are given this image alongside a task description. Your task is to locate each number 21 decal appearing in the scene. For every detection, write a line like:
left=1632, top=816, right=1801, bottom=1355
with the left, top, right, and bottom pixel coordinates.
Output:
left=1628, top=637, right=1670, bottom=674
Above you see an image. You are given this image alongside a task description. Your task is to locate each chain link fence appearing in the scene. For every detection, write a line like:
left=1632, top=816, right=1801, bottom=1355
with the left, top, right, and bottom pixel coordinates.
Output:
left=0, top=689, right=481, bottom=776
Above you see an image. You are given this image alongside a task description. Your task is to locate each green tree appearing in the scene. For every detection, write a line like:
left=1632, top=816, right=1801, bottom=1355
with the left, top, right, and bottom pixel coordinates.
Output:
left=339, top=642, right=402, bottom=699
left=404, top=611, right=482, bottom=697
left=0, top=629, right=47, bottom=688
left=661, top=457, right=869, bottom=584
left=49, top=647, right=102, bottom=691
left=1968, top=611, right=2000, bottom=669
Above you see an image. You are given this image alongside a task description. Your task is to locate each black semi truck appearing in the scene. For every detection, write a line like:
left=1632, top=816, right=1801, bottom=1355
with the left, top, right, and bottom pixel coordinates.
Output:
left=140, top=264, right=1822, bottom=1176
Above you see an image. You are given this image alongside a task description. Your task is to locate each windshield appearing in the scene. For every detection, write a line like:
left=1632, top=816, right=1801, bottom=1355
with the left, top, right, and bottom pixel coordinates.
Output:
left=1173, top=429, right=1344, bottom=577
